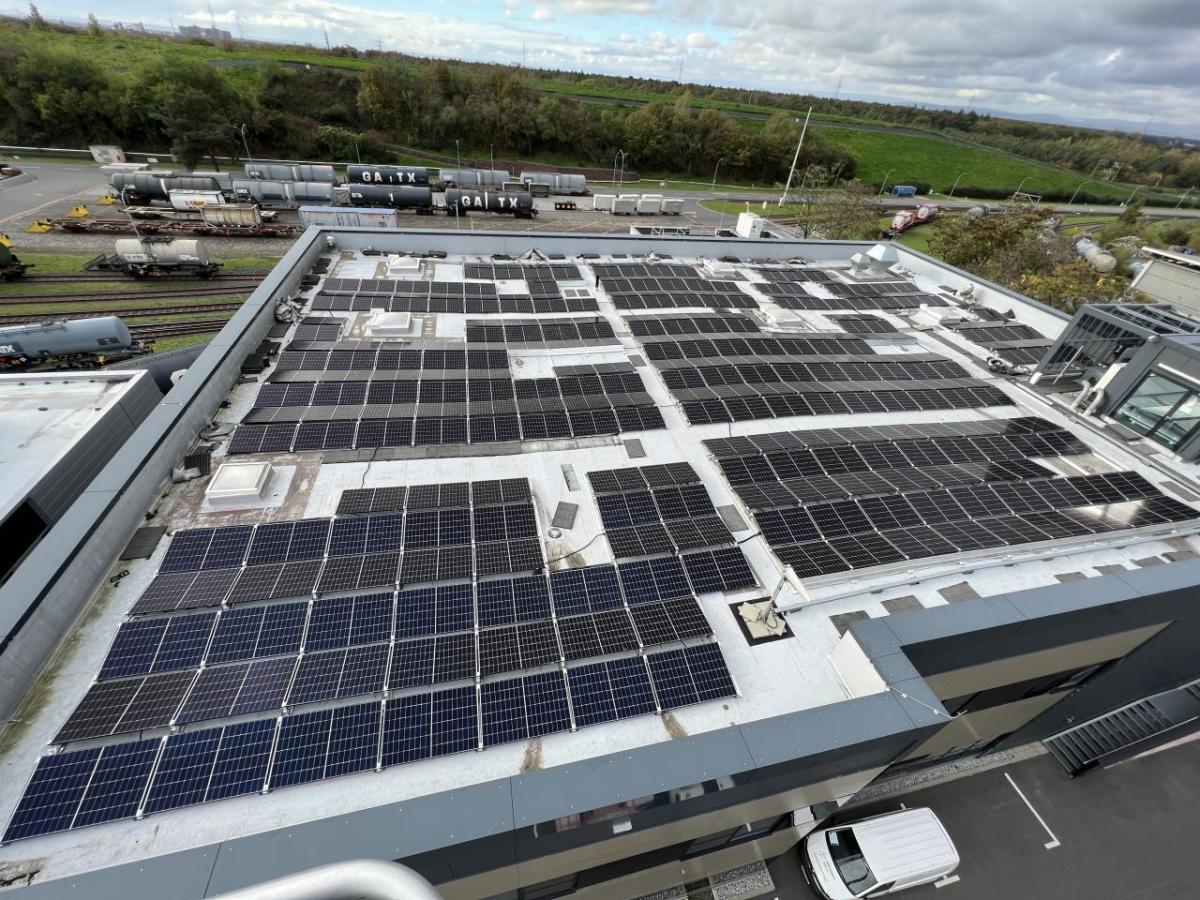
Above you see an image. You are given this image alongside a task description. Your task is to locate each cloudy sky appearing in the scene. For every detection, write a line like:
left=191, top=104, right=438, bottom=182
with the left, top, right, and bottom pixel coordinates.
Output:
left=10, top=0, right=1200, bottom=136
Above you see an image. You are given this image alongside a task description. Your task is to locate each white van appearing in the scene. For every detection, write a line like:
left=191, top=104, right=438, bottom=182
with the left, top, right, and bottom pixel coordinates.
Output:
left=802, top=807, right=959, bottom=898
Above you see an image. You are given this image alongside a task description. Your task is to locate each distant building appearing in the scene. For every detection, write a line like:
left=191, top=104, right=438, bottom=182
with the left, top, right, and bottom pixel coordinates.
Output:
left=177, top=24, right=232, bottom=41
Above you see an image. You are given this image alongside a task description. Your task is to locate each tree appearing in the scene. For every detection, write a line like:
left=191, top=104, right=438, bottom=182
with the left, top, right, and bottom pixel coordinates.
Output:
left=1018, top=258, right=1125, bottom=312
left=87, top=13, right=102, bottom=35
left=790, top=179, right=882, bottom=239
left=27, top=3, right=46, bottom=29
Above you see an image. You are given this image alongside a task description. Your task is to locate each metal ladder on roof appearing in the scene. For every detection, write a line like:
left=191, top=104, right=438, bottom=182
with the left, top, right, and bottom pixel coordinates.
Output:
left=1043, top=677, right=1200, bottom=776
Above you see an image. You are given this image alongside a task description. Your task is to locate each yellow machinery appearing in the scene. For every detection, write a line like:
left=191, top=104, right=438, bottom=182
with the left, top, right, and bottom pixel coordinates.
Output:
left=66, top=204, right=89, bottom=218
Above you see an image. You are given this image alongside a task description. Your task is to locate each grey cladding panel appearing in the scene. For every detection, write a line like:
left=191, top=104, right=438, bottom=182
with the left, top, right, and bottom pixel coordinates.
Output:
left=16, top=846, right=219, bottom=899
left=204, top=779, right=516, bottom=895
left=509, top=726, right=755, bottom=827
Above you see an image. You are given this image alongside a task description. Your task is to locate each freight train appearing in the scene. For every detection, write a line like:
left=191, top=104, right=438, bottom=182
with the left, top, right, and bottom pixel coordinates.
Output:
left=445, top=189, right=537, bottom=218
left=888, top=203, right=941, bottom=235
left=85, top=239, right=221, bottom=278
left=0, top=317, right=146, bottom=369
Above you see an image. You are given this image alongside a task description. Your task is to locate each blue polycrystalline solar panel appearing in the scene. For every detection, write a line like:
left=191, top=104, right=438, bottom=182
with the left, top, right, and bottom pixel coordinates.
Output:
left=566, top=662, right=617, bottom=726
left=364, top=514, right=404, bottom=553
left=388, top=638, right=435, bottom=688
left=306, top=592, right=394, bottom=651
left=206, top=719, right=277, bottom=801
left=287, top=644, right=389, bottom=707
left=431, top=686, right=478, bottom=756
left=175, top=657, right=297, bottom=724
left=324, top=702, right=381, bottom=778
left=681, top=547, right=758, bottom=594
left=647, top=644, right=737, bottom=709
left=206, top=602, right=307, bottom=665
left=160, top=525, right=254, bottom=574
left=606, top=656, right=658, bottom=718
left=549, top=565, right=624, bottom=617
left=4, top=739, right=162, bottom=840
left=434, top=584, right=474, bottom=633
left=433, top=632, right=476, bottom=683
left=394, top=587, right=437, bottom=638
left=617, top=557, right=692, bottom=604
left=524, top=671, right=571, bottom=735
left=381, top=693, right=432, bottom=766
left=328, top=517, right=369, bottom=557
left=245, top=521, right=294, bottom=565
left=141, top=728, right=222, bottom=814
left=289, top=519, right=333, bottom=560
left=270, top=708, right=333, bottom=788
left=481, top=677, right=527, bottom=746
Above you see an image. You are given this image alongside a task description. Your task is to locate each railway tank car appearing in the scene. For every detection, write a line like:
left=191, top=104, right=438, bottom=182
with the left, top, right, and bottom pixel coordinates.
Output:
left=347, top=165, right=430, bottom=186
left=86, top=239, right=221, bottom=278
left=445, top=189, right=537, bottom=219
left=0, top=317, right=141, bottom=368
left=346, top=185, right=435, bottom=213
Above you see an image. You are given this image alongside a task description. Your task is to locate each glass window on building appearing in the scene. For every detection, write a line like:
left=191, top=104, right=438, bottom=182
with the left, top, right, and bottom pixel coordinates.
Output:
left=1111, top=372, right=1200, bottom=450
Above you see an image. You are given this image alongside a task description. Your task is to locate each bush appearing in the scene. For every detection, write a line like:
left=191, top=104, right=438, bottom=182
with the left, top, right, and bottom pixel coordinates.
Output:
left=1160, top=225, right=1194, bottom=246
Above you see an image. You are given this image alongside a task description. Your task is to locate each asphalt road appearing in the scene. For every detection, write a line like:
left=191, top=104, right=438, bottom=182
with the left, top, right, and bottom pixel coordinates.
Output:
left=763, top=739, right=1200, bottom=900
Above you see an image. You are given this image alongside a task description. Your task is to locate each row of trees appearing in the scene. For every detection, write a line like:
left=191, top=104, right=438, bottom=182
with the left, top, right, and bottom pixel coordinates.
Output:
left=0, top=36, right=855, bottom=182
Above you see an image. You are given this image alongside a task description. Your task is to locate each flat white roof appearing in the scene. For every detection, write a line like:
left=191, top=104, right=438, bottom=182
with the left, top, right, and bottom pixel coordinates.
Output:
left=0, top=371, right=144, bottom=522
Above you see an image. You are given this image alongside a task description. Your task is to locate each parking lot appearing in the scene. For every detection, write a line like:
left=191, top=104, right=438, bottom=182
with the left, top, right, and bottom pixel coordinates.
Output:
left=761, top=738, right=1200, bottom=899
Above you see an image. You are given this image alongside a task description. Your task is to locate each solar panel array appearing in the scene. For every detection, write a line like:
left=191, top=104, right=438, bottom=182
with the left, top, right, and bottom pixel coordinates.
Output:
left=463, top=262, right=582, bottom=282
left=7, top=640, right=734, bottom=843
left=313, top=272, right=597, bottom=314
left=464, top=317, right=616, bottom=345
left=626, top=312, right=761, bottom=337
left=826, top=314, right=903, bottom=335
left=635, top=331, right=1010, bottom=425
left=704, top=417, right=1199, bottom=578
left=229, top=334, right=664, bottom=454
left=292, top=317, right=345, bottom=342
left=587, top=462, right=759, bottom=594
left=951, top=321, right=1053, bottom=367
left=753, top=276, right=947, bottom=311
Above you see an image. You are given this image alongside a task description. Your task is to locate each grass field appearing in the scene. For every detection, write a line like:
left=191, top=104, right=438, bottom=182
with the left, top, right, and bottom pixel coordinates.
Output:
left=4, top=23, right=1191, bottom=207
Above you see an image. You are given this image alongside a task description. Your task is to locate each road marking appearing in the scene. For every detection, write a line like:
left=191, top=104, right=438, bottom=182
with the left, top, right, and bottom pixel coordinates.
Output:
left=935, top=875, right=960, bottom=888
left=1004, top=772, right=1061, bottom=849
left=0, top=181, right=100, bottom=226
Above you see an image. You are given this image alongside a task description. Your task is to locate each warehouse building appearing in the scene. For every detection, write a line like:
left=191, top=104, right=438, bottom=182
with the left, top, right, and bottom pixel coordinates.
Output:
left=3, top=229, right=1200, bottom=899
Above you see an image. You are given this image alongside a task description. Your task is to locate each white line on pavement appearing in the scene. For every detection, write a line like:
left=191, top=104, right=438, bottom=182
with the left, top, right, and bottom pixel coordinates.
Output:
left=935, top=875, right=961, bottom=888
left=1005, top=772, right=1061, bottom=849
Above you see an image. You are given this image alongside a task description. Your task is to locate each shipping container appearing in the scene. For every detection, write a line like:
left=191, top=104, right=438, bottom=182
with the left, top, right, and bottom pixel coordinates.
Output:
left=299, top=206, right=401, bottom=229
left=661, top=198, right=684, bottom=215
left=593, top=194, right=616, bottom=211
left=636, top=194, right=663, bottom=215
left=612, top=195, right=638, bottom=215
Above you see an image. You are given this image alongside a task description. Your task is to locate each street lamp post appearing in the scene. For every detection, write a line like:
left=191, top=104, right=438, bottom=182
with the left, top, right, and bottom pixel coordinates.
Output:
left=352, top=137, right=361, bottom=163
left=1089, top=159, right=1107, bottom=177
left=614, top=150, right=627, bottom=190
left=239, top=123, right=252, bottom=173
left=1068, top=180, right=1097, bottom=206
left=1012, top=176, right=1034, bottom=200
left=1175, top=187, right=1195, bottom=210
left=946, top=172, right=967, bottom=199
left=778, top=105, right=813, bottom=208
left=490, top=144, right=494, bottom=172
left=455, top=139, right=462, bottom=169
left=878, top=168, right=896, bottom=196
left=1125, top=185, right=1142, bottom=207
left=711, top=157, right=725, bottom=232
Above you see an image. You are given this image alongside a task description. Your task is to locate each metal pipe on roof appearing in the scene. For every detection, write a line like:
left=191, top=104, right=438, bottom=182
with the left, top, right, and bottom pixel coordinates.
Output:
left=208, top=860, right=442, bottom=900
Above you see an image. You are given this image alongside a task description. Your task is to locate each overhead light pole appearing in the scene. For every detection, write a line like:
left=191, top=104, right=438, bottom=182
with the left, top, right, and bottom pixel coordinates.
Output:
left=239, top=123, right=252, bottom=173
left=946, top=172, right=967, bottom=199
left=1068, top=180, right=1097, bottom=206
left=1012, top=176, right=1033, bottom=199
left=1175, top=187, right=1195, bottom=210
left=711, top=157, right=725, bottom=232
left=1125, top=185, right=1142, bottom=207
left=878, top=167, right=896, bottom=196
left=778, top=106, right=812, bottom=207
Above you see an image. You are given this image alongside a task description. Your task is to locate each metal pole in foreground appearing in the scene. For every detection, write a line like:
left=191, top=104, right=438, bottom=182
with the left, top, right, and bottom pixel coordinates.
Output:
left=878, top=168, right=895, bottom=196
left=1176, top=187, right=1195, bottom=210
left=1068, top=180, right=1095, bottom=206
left=947, top=172, right=966, bottom=199
left=712, top=157, right=725, bottom=232
left=778, top=106, right=812, bottom=208
left=239, top=123, right=252, bottom=173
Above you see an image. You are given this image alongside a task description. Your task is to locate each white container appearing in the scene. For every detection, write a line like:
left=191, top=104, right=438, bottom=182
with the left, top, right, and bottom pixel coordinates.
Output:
left=613, top=195, right=638, bottom=216
left=661, top=198, right=684, bottom=215
left=169, top=190, right=225, bottom=211
left=201, top=204, right=260, bottom=227
left=735, top=212, right=763, bottom=238
left=636, top=194, right=663, bottom=215
left=593, top=194, right=616, bottom=211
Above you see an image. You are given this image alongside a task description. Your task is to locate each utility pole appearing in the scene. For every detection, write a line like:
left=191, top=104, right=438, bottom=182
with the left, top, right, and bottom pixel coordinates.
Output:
left=778, top=106, right=812, bottom=208
left=323, top=28, right=330, bottom=50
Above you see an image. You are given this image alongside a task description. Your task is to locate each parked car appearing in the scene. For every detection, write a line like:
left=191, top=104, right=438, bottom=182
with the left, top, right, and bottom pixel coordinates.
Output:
left=802, top=807, right=959, bottom=898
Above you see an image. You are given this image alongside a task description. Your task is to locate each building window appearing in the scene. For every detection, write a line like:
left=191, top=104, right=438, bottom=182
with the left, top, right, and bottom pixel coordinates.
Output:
left=1111, top=372, right=1200, bottom=450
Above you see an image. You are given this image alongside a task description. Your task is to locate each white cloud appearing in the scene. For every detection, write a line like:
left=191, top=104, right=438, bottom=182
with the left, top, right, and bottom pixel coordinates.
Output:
left=532, top=6, right=554, bottom=21
left=684, top=31, right=716, bottom=48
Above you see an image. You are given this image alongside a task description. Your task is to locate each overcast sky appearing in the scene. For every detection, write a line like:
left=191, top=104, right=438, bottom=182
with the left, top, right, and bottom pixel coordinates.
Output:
left=9, top=0, right=1200, bottom=137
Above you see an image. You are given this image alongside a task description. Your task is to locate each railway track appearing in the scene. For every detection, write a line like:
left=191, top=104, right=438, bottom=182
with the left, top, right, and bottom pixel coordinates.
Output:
left=0, top=304, right=242, bottom=327
left=20, top=272, right=268, bottom=284
left=133, top=319, right=232, bottom=339
left=0, top=284, right=260, bottom=305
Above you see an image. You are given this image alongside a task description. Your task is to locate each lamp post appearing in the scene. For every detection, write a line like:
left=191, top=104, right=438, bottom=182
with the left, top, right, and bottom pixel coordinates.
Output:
left=1089, top=159, right=1107, bottom=177
left=711, top=157, right=725, bottom=232
left=946, top=172, right=967, bottom=199
left=614, top=150, right=628, bottom=190
left=1068, top=180, right=1097, bottom=206
left=455, top=139, right=462, bottom=169
left=352, top=137, right=361, bottom=163
left=1176, top=187, right=1195, bottom=210
left=1125, top=185, right=1142, bottom=207
left=878, top=167, right=895, bottom=196
left=489, top=144, right=494, bottom=172
left=778, top=105, right=812, bottom=207
left=1013, top=176, right=1034, bottom=198
left=239, top=123, right=252, bottom=173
